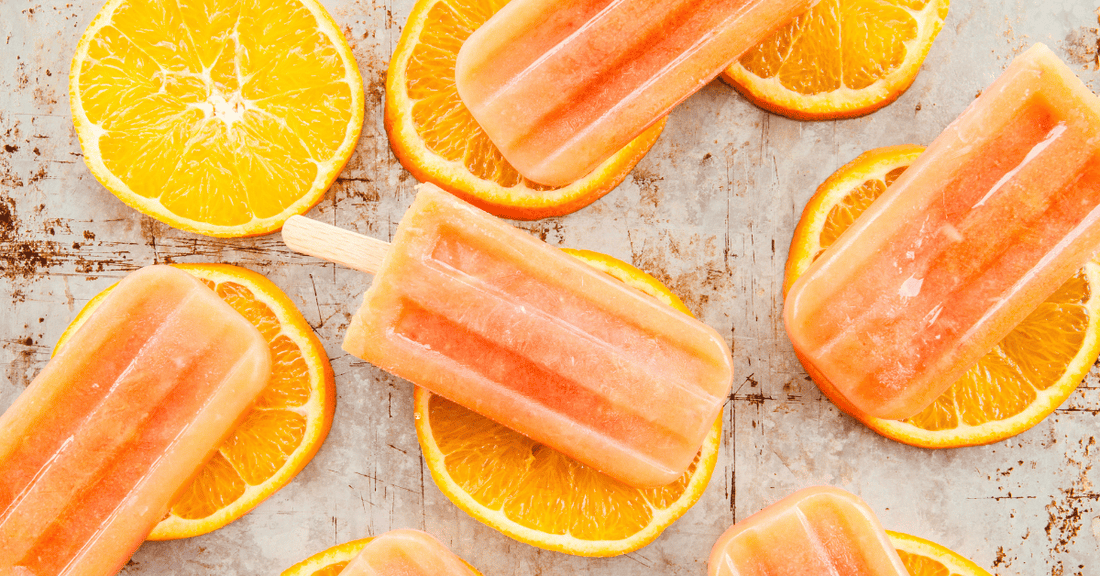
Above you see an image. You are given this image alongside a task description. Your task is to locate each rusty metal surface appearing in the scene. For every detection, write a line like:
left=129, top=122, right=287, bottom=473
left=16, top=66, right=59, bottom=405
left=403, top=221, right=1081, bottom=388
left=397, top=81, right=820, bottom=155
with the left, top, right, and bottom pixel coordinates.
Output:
left=2, top=0, right=1100, bottom=574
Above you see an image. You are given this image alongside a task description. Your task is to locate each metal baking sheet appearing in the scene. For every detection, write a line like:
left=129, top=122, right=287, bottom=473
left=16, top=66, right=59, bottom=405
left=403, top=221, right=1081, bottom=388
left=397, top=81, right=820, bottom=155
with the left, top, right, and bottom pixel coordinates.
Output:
left=2, top=0, right=1099, bottom=573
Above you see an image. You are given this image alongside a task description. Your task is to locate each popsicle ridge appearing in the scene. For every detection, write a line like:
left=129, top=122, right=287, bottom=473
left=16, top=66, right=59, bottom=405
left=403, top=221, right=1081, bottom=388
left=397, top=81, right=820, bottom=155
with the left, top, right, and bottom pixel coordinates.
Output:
left=708, top=487, right=908, bottom=576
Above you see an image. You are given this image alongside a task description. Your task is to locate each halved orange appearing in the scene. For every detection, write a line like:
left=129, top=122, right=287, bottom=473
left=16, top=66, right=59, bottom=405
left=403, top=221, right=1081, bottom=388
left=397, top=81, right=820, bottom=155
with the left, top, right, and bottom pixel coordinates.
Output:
left=888, top=531, right=993, bottom=576
left=385, top=0, right=666, bottom=220
left=723, top=0, right=950, bottom=120
left=414, top=248, right=721, bottom=556
left=70, top=0, right=364, bottom=237
left=55, top=264, right=335, bottom=538
left=785, top=145, right=1100, bottom=448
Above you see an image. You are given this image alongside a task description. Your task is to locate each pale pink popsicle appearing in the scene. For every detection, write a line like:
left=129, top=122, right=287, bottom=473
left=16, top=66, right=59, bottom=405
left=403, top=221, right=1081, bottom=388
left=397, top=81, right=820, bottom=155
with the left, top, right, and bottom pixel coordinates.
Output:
left=784, top=43, right=1100, bottom=420
left=708, top=486, right=907, bottom=576
left=455, top=0, right=818, bottom=186
left=0, top=266, right=271, bottom=576
left=337, top=530, right=478, bottom=576
left=341, top=184, right=733, bottom=488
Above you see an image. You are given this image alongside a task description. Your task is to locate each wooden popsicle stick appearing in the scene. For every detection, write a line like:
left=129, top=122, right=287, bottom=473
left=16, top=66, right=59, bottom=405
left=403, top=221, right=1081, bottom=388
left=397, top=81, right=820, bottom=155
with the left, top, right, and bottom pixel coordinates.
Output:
left=281, top=215, right=391, bottom=275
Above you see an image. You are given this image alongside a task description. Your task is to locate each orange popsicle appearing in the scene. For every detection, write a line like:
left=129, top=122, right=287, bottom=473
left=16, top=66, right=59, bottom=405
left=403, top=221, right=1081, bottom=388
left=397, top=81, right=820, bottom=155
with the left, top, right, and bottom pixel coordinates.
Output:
left=708, top=486, right=907, bottom=576
left=784, top=43, right=1100, bottom=420
left=455, top=0, right=818, bottom=186
left=337, top=530, right=478, bottom=576
left=0, top=266, right=271, bottom=576
left=284, top=184, right=733, bottom=488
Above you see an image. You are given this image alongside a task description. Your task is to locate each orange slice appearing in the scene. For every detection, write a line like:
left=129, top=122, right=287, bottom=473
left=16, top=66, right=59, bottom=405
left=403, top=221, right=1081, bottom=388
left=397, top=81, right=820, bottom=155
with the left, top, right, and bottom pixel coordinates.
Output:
left=280, top=537, right=484, bottom=576
left=280, top=538, right=374, bottom=576
left=888, top=531, right=993, bottom=576
left=785, top=145, right=1100, bottom=448
left=70, top=0, right=364, bottom=237
left=414, top=248, right=721, bottom=556
left=385, top=0, right=666, bottom=220
left=723, top=0, right=950, bottom=120
left=55, top=264, right=335, bottom=539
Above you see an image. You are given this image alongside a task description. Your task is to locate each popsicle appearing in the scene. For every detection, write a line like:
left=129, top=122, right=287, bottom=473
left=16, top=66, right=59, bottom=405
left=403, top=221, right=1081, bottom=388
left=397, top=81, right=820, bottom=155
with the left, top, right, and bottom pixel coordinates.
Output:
left=282, top=183, right=733, bottom=488
left=337, top=530, right=479, bottom=576
left=708, top=486, right=907, bottom=576
left=455, top=0, right=819, bottom=186
left=0, top=265, right=271, bottom=576
left=784, top=43, right=1100, bottom=420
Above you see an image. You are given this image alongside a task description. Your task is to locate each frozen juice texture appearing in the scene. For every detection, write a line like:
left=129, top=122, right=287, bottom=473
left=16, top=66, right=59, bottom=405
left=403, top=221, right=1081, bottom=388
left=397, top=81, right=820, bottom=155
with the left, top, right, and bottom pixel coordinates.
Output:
left=343, top=184, right=733, bottom=488
left=0, top=266, right=271, bottom=576
left=708, top=486, right=907, bottom=576
left=455, top=0, right=818, bottom=186
left=338, top=530, right=478, bottom=576
left=784, top=43, right=1100, bottom=420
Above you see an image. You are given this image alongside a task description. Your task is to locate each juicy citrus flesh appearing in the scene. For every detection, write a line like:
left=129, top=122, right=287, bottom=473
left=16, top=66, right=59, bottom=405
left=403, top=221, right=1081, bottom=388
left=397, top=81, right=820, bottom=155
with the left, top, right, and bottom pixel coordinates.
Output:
left=385, top=0, right=666, bottom=219
left=415, top=249, right=722, bottom=556
left=723, top=0, right=950, bottom=119
left=54, top=264, right=335, bottom=538
left=786, top=146, right=1100, bottom=448
left=887, top=531, right=994, bottom=576
left=70, top=0, right=364, bottom=237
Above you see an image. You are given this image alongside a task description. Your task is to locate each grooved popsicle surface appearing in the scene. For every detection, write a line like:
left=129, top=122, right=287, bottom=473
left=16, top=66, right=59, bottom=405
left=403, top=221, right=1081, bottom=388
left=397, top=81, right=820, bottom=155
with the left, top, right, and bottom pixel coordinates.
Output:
left=455, top=0, right=818, bottom=186
left=784, top=44, right=1100, bottom=420
left=0, top=266, right=271, bottom=576
left=708, top=487, right=907, bottom=576
left=343, top=184, right=733, bottom=488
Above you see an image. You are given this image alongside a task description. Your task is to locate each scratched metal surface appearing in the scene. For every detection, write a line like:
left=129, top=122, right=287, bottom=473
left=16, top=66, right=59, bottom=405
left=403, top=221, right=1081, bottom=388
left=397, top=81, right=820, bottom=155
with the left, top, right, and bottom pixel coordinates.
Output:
left=2, top=0, right=1100, bottom=574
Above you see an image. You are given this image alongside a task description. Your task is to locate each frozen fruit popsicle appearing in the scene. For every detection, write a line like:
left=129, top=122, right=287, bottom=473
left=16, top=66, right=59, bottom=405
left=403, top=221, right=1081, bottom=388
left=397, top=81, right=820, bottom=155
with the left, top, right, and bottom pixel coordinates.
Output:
left=708, top=486, right=907, bottom=576
left=282, top=183, right=733, bottom=488
left=337, top=530, right=478, bottom=576
left=455, top=0, right=818, bottom=186
left=784, top=43, right=1100, bottom=420
left=0, top=266, right=271, bottom=576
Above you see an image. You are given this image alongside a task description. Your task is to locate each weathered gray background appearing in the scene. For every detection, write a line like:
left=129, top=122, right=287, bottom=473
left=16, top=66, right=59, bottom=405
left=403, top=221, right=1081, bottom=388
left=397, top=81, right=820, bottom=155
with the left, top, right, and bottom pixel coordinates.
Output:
left=2, top=0, right=1100, bottom=574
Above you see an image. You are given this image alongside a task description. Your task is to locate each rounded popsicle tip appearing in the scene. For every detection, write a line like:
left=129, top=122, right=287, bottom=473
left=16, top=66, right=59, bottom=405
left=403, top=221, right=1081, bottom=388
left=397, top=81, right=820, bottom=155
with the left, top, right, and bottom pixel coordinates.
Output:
left=708, top=486, right=907, bottom=576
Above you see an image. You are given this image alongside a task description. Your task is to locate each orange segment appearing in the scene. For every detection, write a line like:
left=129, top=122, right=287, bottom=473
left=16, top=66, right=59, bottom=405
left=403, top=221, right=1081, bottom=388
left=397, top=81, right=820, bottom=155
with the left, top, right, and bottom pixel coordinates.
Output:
left=70, top=0, right=364, bottom=237
left=785, top=145, right=1100, bottom=448
left=723, top=0, right=949, bottom=120
left=54, top=264, right=335, bottom=539
left=415, top=249, right=721, bottom=556
left=888, top=531, right=993, bottom=576
left=385, top=0, right=665, bottom=220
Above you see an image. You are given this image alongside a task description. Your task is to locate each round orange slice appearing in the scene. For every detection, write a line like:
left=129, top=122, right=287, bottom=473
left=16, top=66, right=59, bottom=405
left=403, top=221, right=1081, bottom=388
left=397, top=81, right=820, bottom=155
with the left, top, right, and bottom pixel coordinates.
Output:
left=723, top=0, right=950, bottom=120
left=414, top=248, right=721, bottom=556
left=70, top=0, right=364, bottom=237
left=55, top=264, right=335, bottom=539
left=785, top=145, right=1100, bottom=448
left=888, top=531, right=993, bottom=576
left=385, top=0, right=666, bottom=220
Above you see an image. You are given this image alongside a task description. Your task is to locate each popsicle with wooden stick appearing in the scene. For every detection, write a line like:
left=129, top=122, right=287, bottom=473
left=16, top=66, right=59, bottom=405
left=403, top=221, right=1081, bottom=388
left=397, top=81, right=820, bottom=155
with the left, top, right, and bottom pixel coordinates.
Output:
left=282, top=183, right=733, bottom=488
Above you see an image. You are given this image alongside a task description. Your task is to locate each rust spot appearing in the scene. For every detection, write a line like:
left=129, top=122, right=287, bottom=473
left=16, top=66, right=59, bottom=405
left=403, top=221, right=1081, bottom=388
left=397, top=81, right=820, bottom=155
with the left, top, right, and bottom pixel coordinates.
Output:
left=631, top=167, right=664, bottom=208
left=1064, top=26, right=1100, bottom=69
